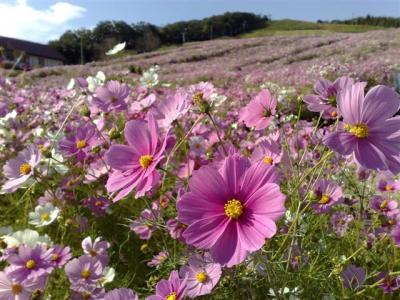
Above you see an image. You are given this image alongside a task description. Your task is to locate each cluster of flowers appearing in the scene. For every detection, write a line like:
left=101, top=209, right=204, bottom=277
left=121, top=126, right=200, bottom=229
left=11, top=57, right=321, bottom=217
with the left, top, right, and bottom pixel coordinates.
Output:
left=1, top=55, right=400, bottom=299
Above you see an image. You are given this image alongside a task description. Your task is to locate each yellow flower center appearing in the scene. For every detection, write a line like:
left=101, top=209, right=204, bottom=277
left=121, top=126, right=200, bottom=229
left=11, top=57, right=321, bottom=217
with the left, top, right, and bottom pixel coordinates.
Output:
left=51, top=254, right=60, bottom=261
left=81, top=269, right=91, bottom=279
left=380, top=199, right=388, bottom=210
left=19, top=163, right=31, bottom=175
left=139, top=155, right=153, bottom=169
left=344, top=123, right=369, bottom=138
left=318, top=194, right=330, bottom=204
left=263, top=109, right=272, bottom=118
left=76, top=140, right=87, bottom=149
left=165, top=292, right=177, bottom=300
left=193, top=92, right=204, bottom=105
left=385, top=185, right=393, bottom=191
left=95, top=200, right=104, bottom=207
left=331, top=111, right=338, bottom=118
left=26, top=259, right=36, bottom=269
left=140, top=243, right=148, bottom=252
left=41, top=212, right=50, bottom=221
left=263, top=156, right=273, bottom=165
left=196, top=271, right=208, bottom=283
left=224, top=199, right=244, bottom=219
left=11, top=284, right=22, bottom=295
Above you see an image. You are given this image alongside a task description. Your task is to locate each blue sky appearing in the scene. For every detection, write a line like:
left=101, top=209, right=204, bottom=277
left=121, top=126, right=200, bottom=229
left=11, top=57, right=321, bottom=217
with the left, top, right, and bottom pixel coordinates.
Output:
left=0, top=0, right=399, bottom=43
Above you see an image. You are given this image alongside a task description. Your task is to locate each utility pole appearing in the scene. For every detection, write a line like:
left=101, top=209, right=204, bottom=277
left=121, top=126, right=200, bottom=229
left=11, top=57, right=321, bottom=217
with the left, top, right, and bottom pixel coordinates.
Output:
left=80, top=35, right=84, bottom=65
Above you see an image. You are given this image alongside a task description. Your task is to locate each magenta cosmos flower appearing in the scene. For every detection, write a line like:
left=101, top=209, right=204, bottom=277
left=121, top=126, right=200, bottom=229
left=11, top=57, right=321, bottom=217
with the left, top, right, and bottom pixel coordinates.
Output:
left=239, top=89, right=277, bottom=130
left=310, top=179, right=343, bottom=214
left=105, top=114, right=168, bottom=202
left=179, top=253, right=222, bottom=298
left=146, top=270, right=187, bottom=300
left=2, top=145, right=40, bottom=193
left=323, top=83, right=400, bottom=174
left=177, top=154, right=286, bottom=267
left=304, top=76, right=354, bottom=119
left=93, top=80, right=129, bottom=112
left=59, top=125, right=98, bottom=162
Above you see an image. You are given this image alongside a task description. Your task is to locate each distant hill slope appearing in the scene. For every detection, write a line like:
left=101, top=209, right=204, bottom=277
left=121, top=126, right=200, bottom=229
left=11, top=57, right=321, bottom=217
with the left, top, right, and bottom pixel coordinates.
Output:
left=241, top=19, right=385, bottom=37
left=19, top=28, right=400, bottom=91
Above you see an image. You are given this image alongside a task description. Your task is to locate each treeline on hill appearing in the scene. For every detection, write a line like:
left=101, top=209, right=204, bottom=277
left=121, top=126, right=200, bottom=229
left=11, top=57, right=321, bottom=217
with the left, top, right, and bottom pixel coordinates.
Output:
left=49, top=12, right=269, bottom=64
left=318, top=15, right=400, bottom=28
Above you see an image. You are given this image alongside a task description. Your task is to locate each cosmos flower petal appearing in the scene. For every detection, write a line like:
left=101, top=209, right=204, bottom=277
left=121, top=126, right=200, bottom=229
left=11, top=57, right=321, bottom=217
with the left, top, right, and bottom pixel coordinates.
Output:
left=362, top=85, right=400, bottom=126
left=323, top=131, right=356, bottom=156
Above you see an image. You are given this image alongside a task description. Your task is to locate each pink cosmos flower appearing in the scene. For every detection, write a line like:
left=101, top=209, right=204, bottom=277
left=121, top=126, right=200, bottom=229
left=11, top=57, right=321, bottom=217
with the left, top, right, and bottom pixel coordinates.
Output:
left=304, top=76, right=354, bottom=119
left=81, top=237, right=110, bottom=267
left=105, top=114, right=168, bottom=202
left=130, top=203, right=160, bottom=240
left=370, top=195, right=399, bottom=216
left=377, top=178, right=400, bottom=193
left=179, top=253, right=222, bottom=298
left=177, top=154, right=286, bottom=267
left=93, top=80, right=129, bottom=112
left=0, top=271, right=46, bottom=300
left=392, top=225, right=400, bottom=248
left=250, top=138, right=282, bottom=166
left=146, top=270, right=187, bottom=300
left=7, top=245, right=52, bottom=282
left=83, top=197, right=110, bottom=217
left=147, top=251, right=168, bottom=268
left=104, top=288, right=139, bottom=300
left=323, top=83, right=400, bottom=174
left=2, top=145, right=40, bottom=193
left=45, top=245, right=72, bottom=268
left=59, top=125, right=98, bottom=162
left=239, top=89, right=277, bottom=130
left=309, top=179, right=343, bottom=214
left=151, top=90, right=191, bottom=129
left=65, top=255, right=103, bottom=288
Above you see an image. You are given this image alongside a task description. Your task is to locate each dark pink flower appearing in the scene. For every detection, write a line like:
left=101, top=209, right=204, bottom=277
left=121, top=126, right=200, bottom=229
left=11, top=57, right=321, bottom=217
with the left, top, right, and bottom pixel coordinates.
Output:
left=105, top=114, right=168, bottom=202
left=177, top=154, right=285, bottom=267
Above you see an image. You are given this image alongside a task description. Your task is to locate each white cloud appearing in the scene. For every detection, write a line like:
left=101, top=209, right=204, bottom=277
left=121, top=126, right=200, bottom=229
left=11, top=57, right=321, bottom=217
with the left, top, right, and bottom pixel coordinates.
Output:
left=0, top=0, right=86, bottom=43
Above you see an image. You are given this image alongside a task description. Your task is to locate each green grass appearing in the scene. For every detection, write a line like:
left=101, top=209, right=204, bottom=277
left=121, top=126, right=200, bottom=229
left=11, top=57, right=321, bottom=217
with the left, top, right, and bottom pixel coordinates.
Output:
left=241, top=19, right=385, bottom=37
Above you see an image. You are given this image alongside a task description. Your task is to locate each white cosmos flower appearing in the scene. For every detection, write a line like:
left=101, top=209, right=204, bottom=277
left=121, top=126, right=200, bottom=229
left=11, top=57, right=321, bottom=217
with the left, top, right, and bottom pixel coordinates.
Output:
left=40, top=149, right=69, bottom=175
left=67, top=78, right=75, bottom=90
left=105, top=42, right=126, bottom=55
left=101, top=267, right=116, bottom=285
left=29, top=203, right=60, bottom=227
left=209, top=93, right=227, bottom=108
left=87, top=71, right=106, bottom=93
left=2, top=229, right=52, bottom=248
left=140, top=65, right=159, bottom=88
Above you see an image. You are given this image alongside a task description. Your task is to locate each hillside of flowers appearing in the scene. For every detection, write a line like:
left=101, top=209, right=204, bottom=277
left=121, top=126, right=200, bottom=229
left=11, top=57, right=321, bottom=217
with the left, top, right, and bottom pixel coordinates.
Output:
left=0, top=29, right=400, bottom=299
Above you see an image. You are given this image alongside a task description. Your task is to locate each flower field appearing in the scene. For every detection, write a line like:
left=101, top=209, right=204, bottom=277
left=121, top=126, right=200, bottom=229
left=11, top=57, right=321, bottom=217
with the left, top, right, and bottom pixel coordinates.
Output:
left=1, top=29, right=400, bottom=299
